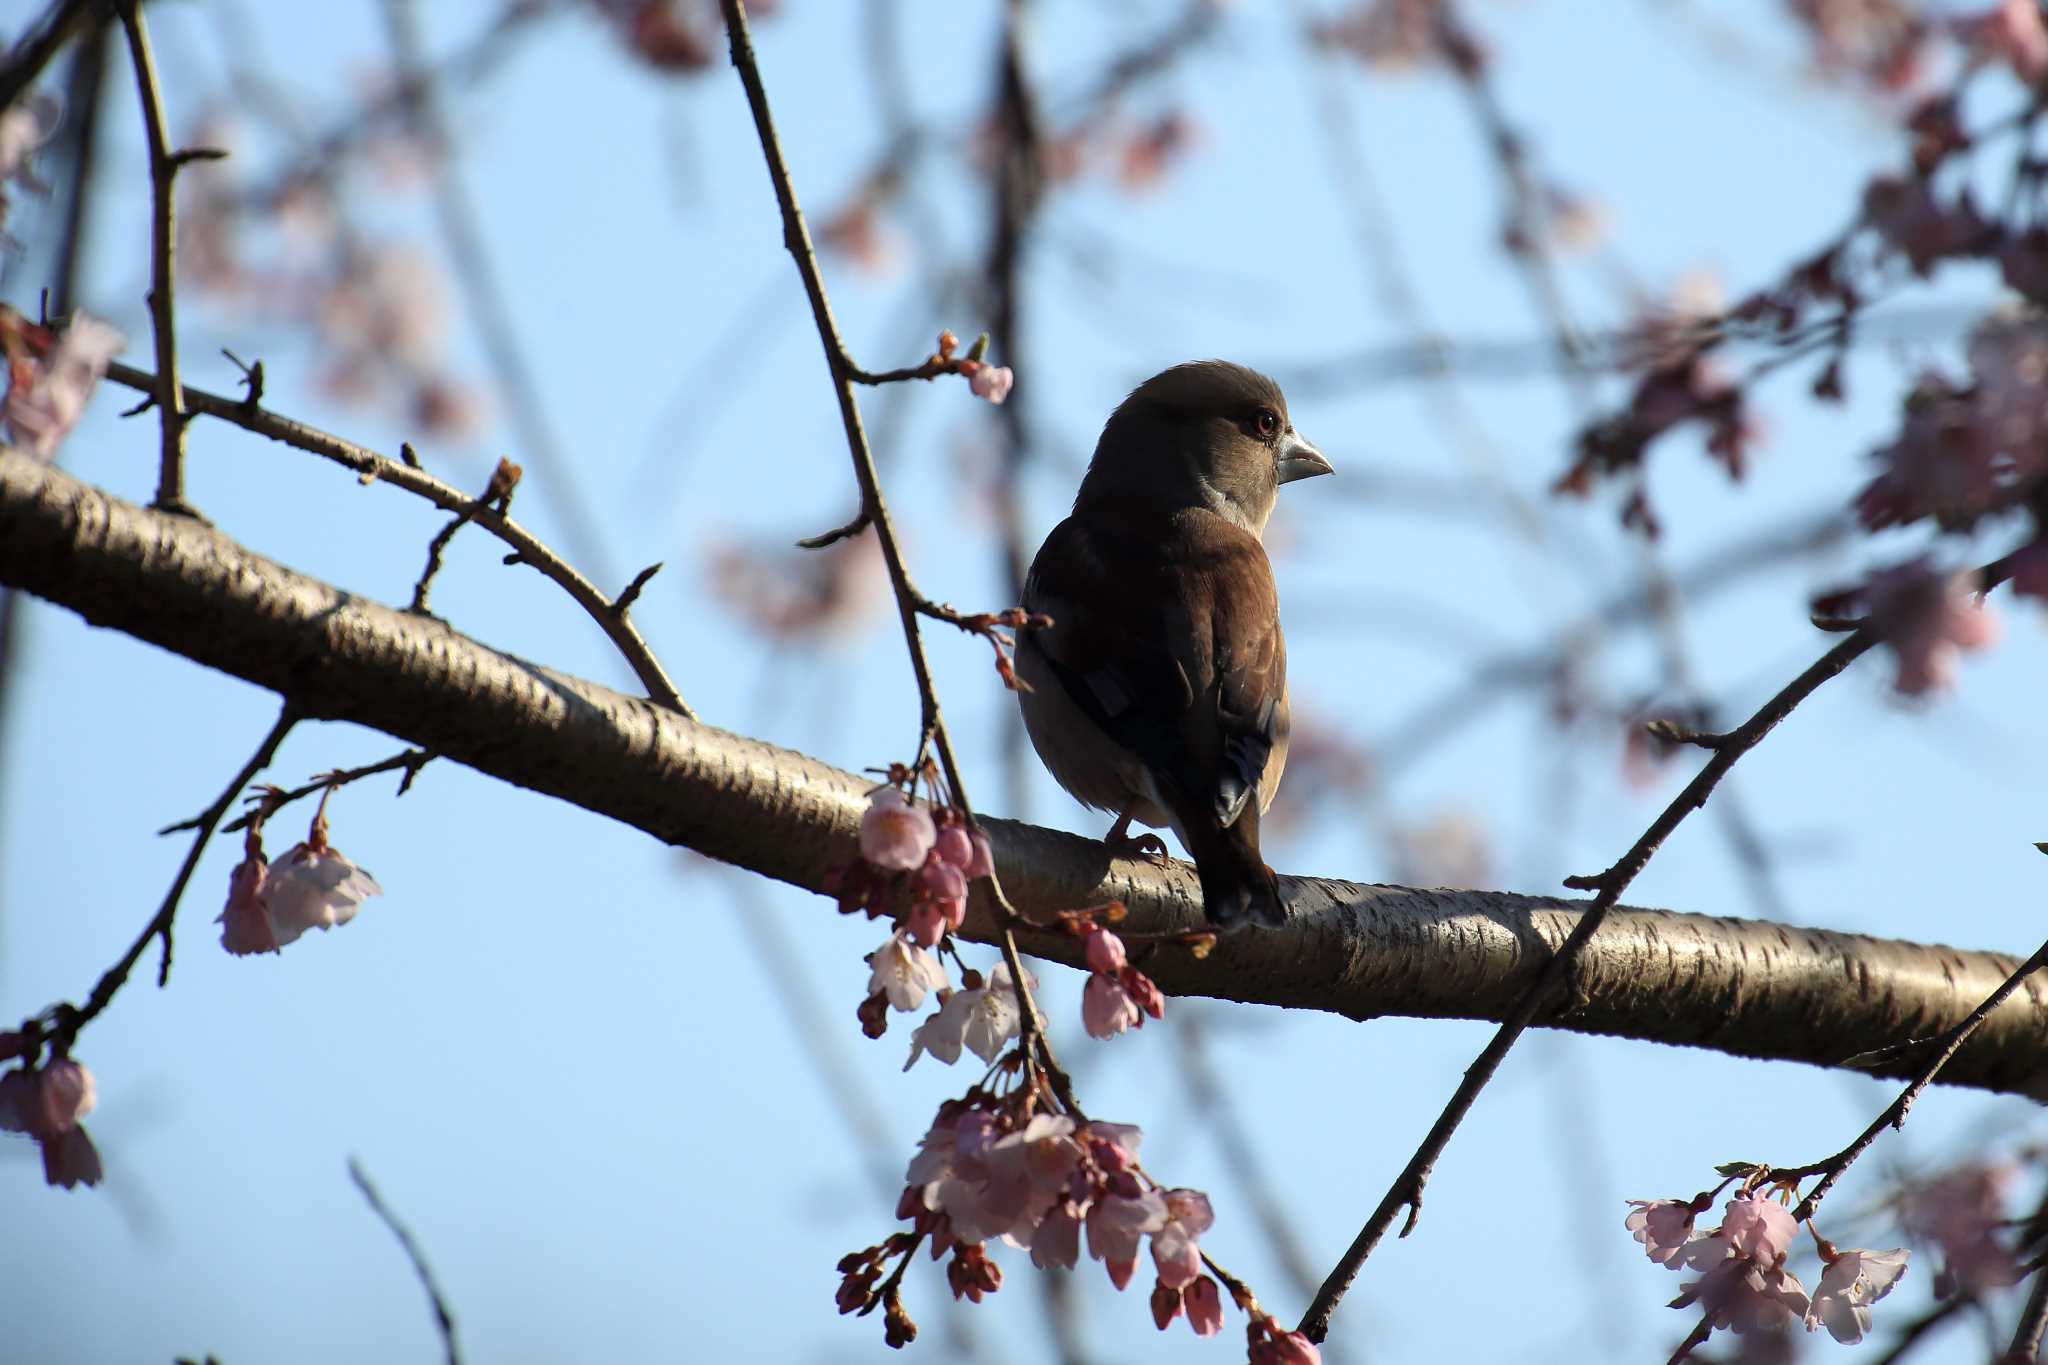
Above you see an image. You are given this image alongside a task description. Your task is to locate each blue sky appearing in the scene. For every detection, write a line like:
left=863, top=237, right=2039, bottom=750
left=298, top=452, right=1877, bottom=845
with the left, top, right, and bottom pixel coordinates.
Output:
left=3, top=2, right=2045, bottom=1361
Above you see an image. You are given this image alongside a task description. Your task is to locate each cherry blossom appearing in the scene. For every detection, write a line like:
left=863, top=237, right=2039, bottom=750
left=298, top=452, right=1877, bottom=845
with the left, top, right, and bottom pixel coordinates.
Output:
left=1862, top=560, right=2000, bottom=696
left=868, top=931, right=949, bottom=1012
left=1082, top=926, right=1127, bottom=974
left=1806, top=1246, right=1908, bottom=1344
left=1184, top=1274, right=1225, bottom=1337
left=860, top=788, right=936, bottom=871
left=218, top=851, right=279, bottom=956
left=903, top=963, right=1034, bottom=1070
left=0, top=1059, right=104, bottom=1190
left=1716, top=1196, right=1797, bottom=1266
left=261, top=840, right=384, bottom=946
left=1150, top=1188, right=1214, bottom=1289
left=1903, top=1162, right=2019, bottom=1291
left=1082, top=971, right=1142, bottom=1039
left=3, top=313, right=125, bottom=461
left=1626, top=1198, right=1699, bottom=1268
left=959, top=360, right=1014, bottom=405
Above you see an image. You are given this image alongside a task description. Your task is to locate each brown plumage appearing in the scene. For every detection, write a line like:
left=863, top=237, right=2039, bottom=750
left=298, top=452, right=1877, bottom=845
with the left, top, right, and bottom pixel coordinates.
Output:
left=1016, top=361, right=1331, bottom=928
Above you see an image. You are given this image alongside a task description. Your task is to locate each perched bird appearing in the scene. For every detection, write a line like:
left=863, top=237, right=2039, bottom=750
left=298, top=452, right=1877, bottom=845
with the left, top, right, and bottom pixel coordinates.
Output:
left=1016, top=361, right=1331, bottom=928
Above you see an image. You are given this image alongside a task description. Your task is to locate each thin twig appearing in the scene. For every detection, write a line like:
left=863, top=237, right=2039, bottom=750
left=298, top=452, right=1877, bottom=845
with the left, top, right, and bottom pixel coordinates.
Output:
left=51, top=703, right=295, bottom=1049
left=411, top=458, right=520, bottom=616
left=1775, top=932, right=2048, bottom=1223
left=348, top=1157, right=462, bottom=1365
left=717, top=0, right=1075, bottom=1113
left=2010, top=1269, right=2048, bottom=1365
left=1297, top=627, right=1880, bottom=1343
left=113, top=0, right=219, bottom=517
left=377, top=0, right=618, bottom=593
left=96, top=359, right=693, bottom=718
left=158, top=747, right=432, bottom=836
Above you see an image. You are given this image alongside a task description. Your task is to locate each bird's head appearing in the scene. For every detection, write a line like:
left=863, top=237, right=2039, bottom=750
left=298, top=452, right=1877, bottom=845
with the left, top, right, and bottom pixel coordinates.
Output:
left=1076, top=360, right=1332, bottom=535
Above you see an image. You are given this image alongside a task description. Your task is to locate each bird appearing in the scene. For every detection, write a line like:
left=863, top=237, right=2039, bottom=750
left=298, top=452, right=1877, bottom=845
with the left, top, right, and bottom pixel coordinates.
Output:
left=1016, top=361, right=1331, bottom=928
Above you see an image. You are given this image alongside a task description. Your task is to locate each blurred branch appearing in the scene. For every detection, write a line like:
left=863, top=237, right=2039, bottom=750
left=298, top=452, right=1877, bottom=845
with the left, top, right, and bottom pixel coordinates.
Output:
left=348, top=1157, right=462, bottom=1365
left=0, top=0, right=96, bottom=113
left=7, top=451, right=2048, bottom=1098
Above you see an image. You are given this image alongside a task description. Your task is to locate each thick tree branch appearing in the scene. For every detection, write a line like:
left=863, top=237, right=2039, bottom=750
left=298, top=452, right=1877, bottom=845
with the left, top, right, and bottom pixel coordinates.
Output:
left=3, top=448, right=2046, bottom=1094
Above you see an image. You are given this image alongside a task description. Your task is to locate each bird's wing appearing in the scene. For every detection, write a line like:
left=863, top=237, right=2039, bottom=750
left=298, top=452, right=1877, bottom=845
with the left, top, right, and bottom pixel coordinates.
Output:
left=1023, top=505, right=1285, bottom=829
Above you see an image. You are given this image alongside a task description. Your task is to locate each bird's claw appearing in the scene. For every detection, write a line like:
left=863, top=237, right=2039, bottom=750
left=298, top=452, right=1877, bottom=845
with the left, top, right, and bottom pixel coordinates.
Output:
left=1107, top=831, right=1172, bottom=863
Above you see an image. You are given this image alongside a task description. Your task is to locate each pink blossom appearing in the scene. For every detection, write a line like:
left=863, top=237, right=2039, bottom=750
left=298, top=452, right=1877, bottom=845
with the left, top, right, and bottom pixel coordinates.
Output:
left=963, top=830, right=994, bottom=880
left=1185, top=1274, right=1225, bottom=1336
left=961, top=361, right=1014, bottom=405
left=1806, top=1247, right=1908, bottom=1344
left=1086, top=1189, right=1168, bottom=1268
left=1862, top=560, right=2000, bottom=696
left=861, top=789, right=936, bottom=871
left=1030, top=1206, right=1083, bottom=1270
left=868, top=931, right=949, bottom=1012
left=34, top=1058, right=94, bottom=1135
left=986, top=1114, right=1083, bottom=1196
left=1083, top=926, right=1127, bottom=974
left=1677, top=1260, right=1810, bottom=1334
left=39, top=1124, right=102, bottom=1189
left=933, top=825, right=973, bottom=869
left=1082, top=972, right=1142, bottom=1038
left=1252, top=1317, right=1324, bottom=1365
left=1904, top=1163, right=2018, bottom=1291
left=904, top=962, right=1032, bottom=1069
left=1626, top=1199, right=1699, bottom=1268
left=4, top=313, right=124, bottom=461
left=1718, top=1196, right=1797, bottom=1266
left=261, top=841, right=383, bottom=945
left=918, top=856, right=966, bottom=905
left=1150, top=1279, right=1183, bottom=1329
left=218, top=853, right=279, bottom=956
left=1151, top=1188, right=1214, bottom=1289
left=903, top=899, right=947, bottom=948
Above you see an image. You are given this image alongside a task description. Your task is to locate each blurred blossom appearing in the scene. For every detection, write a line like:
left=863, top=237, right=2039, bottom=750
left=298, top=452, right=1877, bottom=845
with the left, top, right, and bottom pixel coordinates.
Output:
left=1390, top=808, right=1490, bottom=889
left=817, top=191, right=900, bottom=276
left=1115, top=112, right=1197, bottom=192
left=1901, top=1162, right=2019, bottom=1291
left=1311, top=0, right=1444, bottom=71
left=1954, top=0, right=2048, bottom=84
left=1850, top=559, right=2000, bottom=696
left=706, top=530, right=887, bottom=641
left=1784, top=0, right=1929, bottom=94
left=0, top=93, right=57, bottom=233
left=2, top=312, right=124, bottom=461
left=961, top=361, right=1014, bottom=405
left=0, top=1059, right=104, bottom=1190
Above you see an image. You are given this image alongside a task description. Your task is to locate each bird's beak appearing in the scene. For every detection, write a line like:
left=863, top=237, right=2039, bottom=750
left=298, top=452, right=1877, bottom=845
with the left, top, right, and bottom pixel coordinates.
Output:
left=1276, top=430, right=1333, bottom=485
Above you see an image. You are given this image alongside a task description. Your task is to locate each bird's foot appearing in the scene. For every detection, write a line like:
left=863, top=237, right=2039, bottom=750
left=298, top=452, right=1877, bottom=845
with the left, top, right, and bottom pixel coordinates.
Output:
left=1106, top=830, right=1172, bottom=863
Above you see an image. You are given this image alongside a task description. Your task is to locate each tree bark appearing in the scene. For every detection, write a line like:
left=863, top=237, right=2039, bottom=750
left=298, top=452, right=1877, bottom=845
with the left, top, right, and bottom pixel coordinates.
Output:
left=4, top=447, right=2045, bottom=1095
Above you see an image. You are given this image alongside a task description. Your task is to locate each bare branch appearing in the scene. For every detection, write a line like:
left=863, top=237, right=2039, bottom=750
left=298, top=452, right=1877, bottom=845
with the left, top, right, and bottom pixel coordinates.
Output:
left=348, top=1158, right=461, bottom=1365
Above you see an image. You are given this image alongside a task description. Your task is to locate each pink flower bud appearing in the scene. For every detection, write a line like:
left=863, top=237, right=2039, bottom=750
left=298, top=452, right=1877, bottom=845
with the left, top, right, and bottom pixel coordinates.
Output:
left=1121, top=966, right=1165, bottom=1020
left=964, top=830, right=994, bottom=879
left=35, top=1058, right=94, bottom=1136
left=1185, top=1274, right=1224, bottom=1336
left=1082, top=973, right=1141, bottom=1039
left=933, top=825, right=973, bottom=869
left=918, top=857, right=967, bottom=905
left=1083, top=927, right=1127, bottom=974
left=1150, top=1280, right=1183, bottom=1329
left=968, top=364, right=1015, bottom=404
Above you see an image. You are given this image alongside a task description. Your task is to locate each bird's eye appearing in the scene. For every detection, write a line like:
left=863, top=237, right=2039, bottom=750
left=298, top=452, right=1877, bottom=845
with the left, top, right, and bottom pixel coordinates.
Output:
left=1250, top=408, right=1280, bottom=439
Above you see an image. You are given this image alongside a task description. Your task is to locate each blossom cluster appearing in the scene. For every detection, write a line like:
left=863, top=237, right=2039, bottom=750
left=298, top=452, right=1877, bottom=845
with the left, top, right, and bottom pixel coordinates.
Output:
left=0, top=1042, right=101, bottom=1189
left=1627, top=1193, right=1907, bottom=1351
left=1078, top=924, right=1164, bottom=1040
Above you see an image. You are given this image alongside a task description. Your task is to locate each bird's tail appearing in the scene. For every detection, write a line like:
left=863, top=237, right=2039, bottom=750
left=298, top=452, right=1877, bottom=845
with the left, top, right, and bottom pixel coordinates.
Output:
left=1183, top=804, right=1286, bottom=929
